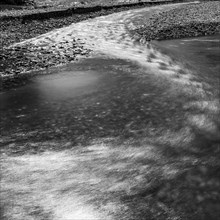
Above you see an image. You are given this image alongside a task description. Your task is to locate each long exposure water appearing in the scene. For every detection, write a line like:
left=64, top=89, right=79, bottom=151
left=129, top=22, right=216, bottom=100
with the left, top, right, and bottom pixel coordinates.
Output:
left=0, top=3, right=220, bottom=220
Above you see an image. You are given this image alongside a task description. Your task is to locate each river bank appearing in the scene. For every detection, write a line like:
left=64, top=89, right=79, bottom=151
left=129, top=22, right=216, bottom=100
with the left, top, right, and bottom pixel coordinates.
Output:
left=1, top=1, right=220, bottom=85
left=0, top=1, right=173, bottom=83
left=133, top=1, right=220, bottom=41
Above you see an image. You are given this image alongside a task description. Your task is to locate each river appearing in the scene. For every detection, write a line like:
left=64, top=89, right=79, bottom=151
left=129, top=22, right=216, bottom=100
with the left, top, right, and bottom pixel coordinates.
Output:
left=0, top=3, right=220, bottom=220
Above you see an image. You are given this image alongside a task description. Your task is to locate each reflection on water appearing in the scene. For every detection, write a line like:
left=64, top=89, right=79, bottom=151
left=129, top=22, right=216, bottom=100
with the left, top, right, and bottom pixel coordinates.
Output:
left=35, top=71, right=100, bottom=100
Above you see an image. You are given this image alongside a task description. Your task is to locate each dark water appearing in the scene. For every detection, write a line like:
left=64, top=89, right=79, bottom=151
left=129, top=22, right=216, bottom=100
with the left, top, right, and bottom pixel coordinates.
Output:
left=0, top=35, right=220, bottom=151
left=0, top=36, right=220, bottom=220
left=0, top=57, right=188, bottom=150
left=153, top=34, right=220, bottom=94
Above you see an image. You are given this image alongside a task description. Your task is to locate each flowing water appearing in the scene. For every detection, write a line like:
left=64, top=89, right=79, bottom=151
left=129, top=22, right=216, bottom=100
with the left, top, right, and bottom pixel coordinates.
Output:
left=1, top=3, right=220, bottom=220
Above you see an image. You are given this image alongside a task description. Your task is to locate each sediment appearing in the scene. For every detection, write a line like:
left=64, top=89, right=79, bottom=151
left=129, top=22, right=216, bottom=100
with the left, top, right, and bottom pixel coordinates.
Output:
left=1, top=1, right=220, bottom=90
left=132, top=1, right=220, bottom=41
left=0, top=0, right=173, bottom=87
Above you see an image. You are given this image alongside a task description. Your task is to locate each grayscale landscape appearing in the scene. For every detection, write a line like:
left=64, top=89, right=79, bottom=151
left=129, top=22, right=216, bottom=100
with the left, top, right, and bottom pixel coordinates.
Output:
left=0, top=0, right=220, bottom=220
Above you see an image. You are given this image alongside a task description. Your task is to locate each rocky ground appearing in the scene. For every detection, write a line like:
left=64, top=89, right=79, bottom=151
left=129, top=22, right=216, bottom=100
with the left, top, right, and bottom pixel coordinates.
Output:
left=1, top=1, right=220, bottom=83
left=35, top=0, right=169, bottom=8
left=0, top=1, right=173, bottom=82
left=0, top=0, right=172, bottom=18
left=133, top=1, right=220, bottom=41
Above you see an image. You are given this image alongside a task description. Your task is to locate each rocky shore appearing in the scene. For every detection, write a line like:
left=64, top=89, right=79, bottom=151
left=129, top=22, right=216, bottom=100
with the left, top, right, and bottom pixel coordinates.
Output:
left=133, top=1, right=220, bottom=41
left=1, top=1, right=173, bottom=87
left=1, top=1, right=220, bottom=90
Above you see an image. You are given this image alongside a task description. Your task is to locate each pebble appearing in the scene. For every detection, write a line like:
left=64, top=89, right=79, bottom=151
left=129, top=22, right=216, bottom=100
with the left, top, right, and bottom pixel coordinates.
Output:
left=1, top=1, right=220, bottom=88
left=133, top=2, right=220, bottom=41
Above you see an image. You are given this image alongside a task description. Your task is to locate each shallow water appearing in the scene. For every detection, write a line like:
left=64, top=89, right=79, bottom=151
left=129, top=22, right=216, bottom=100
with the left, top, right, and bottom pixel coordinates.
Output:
left=153, top=34, right=220, bottom=94
left=1, top=34, right=220, bottom=220
left=0, top=57, right=187, bottom=144
left=1, top=34, right=219, bottom=146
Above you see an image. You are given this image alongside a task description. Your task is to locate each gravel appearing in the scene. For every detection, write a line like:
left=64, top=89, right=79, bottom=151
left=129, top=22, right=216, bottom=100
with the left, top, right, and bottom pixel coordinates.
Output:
left=133, top=1, right=220, bottom=41
left=1, top=1, right=220, bottom=90
left=0, top=9, right=131, bottom=86
left=0, top=1, right=172, bottom=85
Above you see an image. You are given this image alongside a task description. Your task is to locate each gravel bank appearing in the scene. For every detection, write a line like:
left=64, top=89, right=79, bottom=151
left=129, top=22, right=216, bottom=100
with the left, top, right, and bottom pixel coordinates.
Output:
left=1, top=1, right=220, bottom=90
left=0, top=1, right=172, bottom=47
left=0, top=1, right=173, bottom=88
left=133, top=1, right=220, bottom=41
left=0, top=0, right=172, bottom=18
